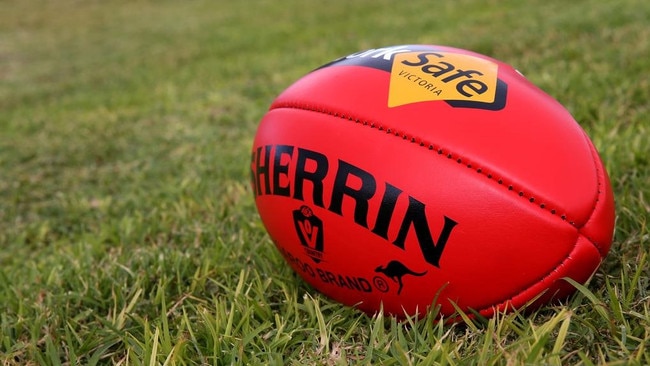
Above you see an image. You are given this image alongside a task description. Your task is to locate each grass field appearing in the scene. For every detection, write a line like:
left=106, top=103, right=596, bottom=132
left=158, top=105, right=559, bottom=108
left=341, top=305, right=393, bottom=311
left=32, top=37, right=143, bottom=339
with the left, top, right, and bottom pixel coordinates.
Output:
left=1, top=0, right=649, bottom=364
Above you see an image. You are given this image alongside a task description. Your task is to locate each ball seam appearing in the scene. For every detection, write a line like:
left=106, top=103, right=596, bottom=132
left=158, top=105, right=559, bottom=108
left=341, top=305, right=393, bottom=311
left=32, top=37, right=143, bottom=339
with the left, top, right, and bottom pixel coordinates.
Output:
left=575, top=130, right=607, bottom=255
left=272, top=101, right=580, bottom=228
left=271, top=100, right=609, bottom=317
left=473, top=233, right=589, bottom=318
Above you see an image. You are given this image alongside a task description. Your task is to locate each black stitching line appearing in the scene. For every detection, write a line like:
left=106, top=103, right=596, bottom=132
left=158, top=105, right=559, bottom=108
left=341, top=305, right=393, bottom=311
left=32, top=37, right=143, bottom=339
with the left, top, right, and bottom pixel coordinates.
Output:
left=575, top=130, right=607, bottom=255
left=272, top=101, right=576, bottom=227
left=271, top=101, right=608, bottom=315
left=472, top=241, right=579, bottom=318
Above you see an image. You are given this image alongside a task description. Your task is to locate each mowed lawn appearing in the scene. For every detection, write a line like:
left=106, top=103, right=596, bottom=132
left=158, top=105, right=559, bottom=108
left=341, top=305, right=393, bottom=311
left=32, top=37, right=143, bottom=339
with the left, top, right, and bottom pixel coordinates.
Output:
left=1, top=0, right=649, bottom=364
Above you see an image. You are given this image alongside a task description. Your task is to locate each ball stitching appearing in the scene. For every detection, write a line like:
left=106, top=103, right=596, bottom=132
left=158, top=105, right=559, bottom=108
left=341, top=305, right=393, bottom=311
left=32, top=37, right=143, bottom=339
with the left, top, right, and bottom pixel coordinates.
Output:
left=272, top=101, right=581, bottom=228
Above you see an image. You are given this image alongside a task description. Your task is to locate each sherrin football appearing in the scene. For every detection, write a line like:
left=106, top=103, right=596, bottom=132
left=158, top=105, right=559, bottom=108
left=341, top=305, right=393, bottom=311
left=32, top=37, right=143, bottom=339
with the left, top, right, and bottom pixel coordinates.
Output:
left=251, top=45, right=615, bottom=319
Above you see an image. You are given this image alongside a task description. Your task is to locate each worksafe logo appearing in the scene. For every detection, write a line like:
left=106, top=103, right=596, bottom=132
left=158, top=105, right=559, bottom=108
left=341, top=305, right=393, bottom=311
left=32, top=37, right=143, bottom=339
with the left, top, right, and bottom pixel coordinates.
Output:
left=322, top=45, right=508, bottom=110
left=389, top=51, right=501, bottom=108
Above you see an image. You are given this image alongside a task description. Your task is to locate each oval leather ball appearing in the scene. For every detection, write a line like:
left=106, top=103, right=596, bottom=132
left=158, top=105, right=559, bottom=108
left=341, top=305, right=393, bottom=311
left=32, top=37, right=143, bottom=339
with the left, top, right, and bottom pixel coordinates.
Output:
left=251, top=45, right=615, bottom=319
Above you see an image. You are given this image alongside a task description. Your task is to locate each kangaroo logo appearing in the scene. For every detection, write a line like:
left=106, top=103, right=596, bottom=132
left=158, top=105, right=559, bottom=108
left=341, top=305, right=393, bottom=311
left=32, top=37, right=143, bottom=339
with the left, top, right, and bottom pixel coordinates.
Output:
left=293, top=205, right=325, bottom=263
left=375, top=260, right=427, bottom=295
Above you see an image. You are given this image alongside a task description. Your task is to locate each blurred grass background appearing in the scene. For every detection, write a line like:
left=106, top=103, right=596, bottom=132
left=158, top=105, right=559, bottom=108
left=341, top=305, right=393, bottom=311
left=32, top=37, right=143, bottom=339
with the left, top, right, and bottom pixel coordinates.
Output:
left=1, top=0, right=648, bottom=364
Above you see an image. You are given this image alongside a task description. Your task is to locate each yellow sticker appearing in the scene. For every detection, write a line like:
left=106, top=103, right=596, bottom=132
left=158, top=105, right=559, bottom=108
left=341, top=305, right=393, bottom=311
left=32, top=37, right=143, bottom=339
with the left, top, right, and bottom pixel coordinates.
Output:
left=388, top=51, right=499, bottom=108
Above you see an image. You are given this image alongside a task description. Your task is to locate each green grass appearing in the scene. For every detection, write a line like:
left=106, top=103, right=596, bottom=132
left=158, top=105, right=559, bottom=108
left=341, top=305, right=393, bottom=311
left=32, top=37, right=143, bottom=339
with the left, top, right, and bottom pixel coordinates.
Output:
left=1, top=0, right=648, bottom=364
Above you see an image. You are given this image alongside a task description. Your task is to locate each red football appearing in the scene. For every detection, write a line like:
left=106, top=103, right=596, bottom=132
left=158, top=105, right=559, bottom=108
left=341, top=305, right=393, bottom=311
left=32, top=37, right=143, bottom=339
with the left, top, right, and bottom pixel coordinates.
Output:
left=251, top=45, right=615, bottom=319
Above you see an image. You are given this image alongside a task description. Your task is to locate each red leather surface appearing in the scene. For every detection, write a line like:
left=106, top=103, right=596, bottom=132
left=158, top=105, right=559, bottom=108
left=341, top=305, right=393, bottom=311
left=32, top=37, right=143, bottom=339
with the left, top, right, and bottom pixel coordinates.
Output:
left=252, top=45, right=615, bottom=318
